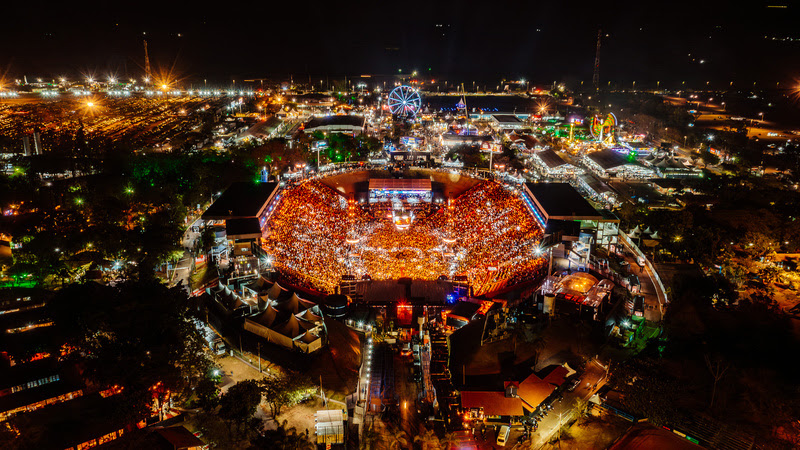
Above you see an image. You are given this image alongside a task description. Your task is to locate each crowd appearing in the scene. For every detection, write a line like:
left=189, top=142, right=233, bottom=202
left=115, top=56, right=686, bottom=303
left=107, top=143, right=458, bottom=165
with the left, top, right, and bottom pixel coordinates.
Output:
left=263, top=179, right=545, bottom=296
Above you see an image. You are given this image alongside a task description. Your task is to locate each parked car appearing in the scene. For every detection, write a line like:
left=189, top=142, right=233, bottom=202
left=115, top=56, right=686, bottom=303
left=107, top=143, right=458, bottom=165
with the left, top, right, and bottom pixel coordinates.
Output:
left=566, top=379, right=581, bottom=392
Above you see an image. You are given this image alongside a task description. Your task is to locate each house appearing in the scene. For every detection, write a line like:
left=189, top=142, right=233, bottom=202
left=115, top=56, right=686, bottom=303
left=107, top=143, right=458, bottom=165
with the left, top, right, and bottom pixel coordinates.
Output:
left=460, top=365, right=570, bottom=423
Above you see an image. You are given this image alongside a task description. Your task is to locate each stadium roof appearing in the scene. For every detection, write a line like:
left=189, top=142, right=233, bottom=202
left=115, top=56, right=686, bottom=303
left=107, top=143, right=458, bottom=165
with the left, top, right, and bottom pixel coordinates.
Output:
left=202, top=182, right=278, bottom=220
left=524, top=183, right=603, bottom=222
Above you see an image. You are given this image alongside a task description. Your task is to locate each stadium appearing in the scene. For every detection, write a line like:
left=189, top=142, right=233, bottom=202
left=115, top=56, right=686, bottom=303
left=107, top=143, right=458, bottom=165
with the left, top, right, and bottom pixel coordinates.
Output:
left=259, top=168, right=547, bottom=304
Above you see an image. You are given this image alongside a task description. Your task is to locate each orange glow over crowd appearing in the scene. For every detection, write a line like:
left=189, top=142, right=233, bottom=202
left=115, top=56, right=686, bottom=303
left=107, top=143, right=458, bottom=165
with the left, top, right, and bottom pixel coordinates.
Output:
left=263, top=179, right=545, bottom=295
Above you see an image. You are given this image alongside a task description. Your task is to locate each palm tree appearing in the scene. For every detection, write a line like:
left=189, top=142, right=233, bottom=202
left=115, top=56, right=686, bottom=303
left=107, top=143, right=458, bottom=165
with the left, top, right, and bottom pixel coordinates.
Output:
left=360, top=424, right=386, bottom=450
left=531, top=335, right=548, bottom=371
left=413, top=427, right=440, bottom=450
left=439, top=432, right=461, bottom=450
left=388, top=429, right=409, bottom=450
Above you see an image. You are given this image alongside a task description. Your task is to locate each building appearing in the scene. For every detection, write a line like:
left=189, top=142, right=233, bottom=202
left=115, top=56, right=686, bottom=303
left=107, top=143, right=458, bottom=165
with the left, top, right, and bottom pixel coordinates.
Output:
left=584, top=149, right=655, bottom=179
left=490, top=114, right=527, bottom=132
left=0, top=293, right=87, bottom=422
left=646, top=155, right=702, bottom=178
left=461, top=365, right=569, bottom=423
left=531, top=149, right=582, bottom=178
left=151, top=426, right=207, bottom=450
left=576, top=173, right=618, bottom=206
left=648, top=178, right=686, bottom=196
left=242, top=278, right=326, bottom=354
left=33, top=132, right=43, bottom=155
left=550, top=272, right=615, bottom=320
left=303, top=115, right=366, bottom=136
left=522, top=182, right=619, bottom=256
left=440, top=132, right=494, bottom=148
left=9, top=393, right=135, bottom=450
left=507, top=133, right=541, bottom=153
left=22, top=136, right=31, bottom=156
left=202, top=181, right=280, bottom=258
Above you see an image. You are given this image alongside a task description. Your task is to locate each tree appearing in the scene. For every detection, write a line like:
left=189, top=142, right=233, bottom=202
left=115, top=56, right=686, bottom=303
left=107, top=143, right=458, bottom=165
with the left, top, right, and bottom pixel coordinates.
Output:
left=47, top=280, right=211, bottom=423
left=195, top=377, right=221, bottom=411
left=758, top=265, right=782, bottom=284
left=531, top=335, right=548, bottom=371
left=742, top=231, right=776, bottom=259
left=360, top=424, right=387, bottom=450
left=218, top=380, right=262, bottom=435
left=253, top=422, right=315, bottom=450
left=387, top=429, right=409, bottom=450
left=258, top=373, right=313, bottom=418
left=414, top=427, right=441, bottom=450
left=704, top=354, right=729, bottom=411
left=701, top=150, right=720, bottom=166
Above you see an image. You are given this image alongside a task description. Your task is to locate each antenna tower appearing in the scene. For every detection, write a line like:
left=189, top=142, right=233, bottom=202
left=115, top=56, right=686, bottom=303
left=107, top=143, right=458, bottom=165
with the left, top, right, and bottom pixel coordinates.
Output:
left=143, top=40, right=152, bottom=82
left=593, top=29, right=601, bottom=90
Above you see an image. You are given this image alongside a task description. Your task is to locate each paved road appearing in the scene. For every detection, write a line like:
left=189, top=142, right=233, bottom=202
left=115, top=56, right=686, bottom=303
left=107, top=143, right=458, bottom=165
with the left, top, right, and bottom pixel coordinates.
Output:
left=395, top=352, right=423, bottom=440
left=618, top=239, right=665, bottom=322
left=529, top=359, right=609, bottom=448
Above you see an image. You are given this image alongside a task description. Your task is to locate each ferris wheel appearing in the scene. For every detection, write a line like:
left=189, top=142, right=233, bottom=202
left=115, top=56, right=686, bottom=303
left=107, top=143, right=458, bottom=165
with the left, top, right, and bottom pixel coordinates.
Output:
left=387, top=85, right=422, bottom=117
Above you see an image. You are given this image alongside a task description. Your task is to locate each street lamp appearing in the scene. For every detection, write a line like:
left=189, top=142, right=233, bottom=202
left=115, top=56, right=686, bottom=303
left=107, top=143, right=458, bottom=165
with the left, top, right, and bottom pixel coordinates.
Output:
left=758, top=112, right=764, bottom=122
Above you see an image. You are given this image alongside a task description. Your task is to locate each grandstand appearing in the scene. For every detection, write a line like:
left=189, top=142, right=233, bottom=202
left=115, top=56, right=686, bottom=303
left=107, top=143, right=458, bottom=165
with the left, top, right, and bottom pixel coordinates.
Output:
left=262, top=173, right=546, bottom=300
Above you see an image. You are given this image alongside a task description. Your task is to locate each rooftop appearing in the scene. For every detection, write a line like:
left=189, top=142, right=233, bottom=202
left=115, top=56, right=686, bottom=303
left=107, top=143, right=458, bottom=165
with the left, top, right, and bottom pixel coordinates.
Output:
left=154, top=426, right=206, bottom=449
left=447, top=300, right=482, bottom=322
left=491, top=114, right=523, bottom=124
left=461, top=390, right=524, bottom=417
left=224, top=217, right=262, bottom=238
left=535, top=149, right=569, bottom=169
left=202, top=182, right=278, bottom=220
left=524, top=183, right=603, bottom=222
left=587, top=148, right=639, bottom=170
left=9, top=393, right=126, bottom=449
left=305, top=115, right=365, bottom=129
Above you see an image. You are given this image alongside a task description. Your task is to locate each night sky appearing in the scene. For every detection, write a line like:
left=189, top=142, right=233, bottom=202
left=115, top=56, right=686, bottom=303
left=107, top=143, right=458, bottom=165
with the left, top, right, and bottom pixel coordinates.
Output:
left=2, top=1, right=799, bottom=87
